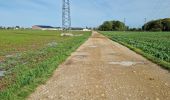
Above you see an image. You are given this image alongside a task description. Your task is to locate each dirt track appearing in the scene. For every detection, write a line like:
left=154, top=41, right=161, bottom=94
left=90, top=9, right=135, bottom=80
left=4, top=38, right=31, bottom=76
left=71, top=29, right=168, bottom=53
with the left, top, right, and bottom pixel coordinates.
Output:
left=28, top=31, right=170, bottom=100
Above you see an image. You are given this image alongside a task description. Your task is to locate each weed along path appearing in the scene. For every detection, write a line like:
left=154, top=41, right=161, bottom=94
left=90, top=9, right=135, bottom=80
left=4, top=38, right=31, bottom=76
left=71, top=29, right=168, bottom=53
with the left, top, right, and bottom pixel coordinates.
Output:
left=28, top=31, right=170, bottom=100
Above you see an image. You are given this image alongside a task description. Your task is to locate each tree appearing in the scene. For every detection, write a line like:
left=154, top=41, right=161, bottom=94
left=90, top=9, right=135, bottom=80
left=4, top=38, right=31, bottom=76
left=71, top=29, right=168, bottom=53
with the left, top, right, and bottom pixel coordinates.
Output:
left=98, top=20, right=126, bottom=31
left=112, top=21, right=126, bottom=31
left=142, top=18, right=170, bottom=31
left=162, top=19, right=170, bottom=31
left=98, top=21, right=112, bottom=31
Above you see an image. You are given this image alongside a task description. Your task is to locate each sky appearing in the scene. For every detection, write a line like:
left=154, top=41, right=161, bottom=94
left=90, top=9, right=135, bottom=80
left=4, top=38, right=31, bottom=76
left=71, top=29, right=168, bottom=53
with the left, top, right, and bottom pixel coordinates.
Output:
left=0, top=0, right=170, bottom=28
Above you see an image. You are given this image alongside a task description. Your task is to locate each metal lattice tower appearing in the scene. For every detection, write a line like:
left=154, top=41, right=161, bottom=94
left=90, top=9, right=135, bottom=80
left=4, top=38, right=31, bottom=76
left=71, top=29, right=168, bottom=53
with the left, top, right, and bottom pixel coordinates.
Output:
left=62, top=0, right=71, bottom=32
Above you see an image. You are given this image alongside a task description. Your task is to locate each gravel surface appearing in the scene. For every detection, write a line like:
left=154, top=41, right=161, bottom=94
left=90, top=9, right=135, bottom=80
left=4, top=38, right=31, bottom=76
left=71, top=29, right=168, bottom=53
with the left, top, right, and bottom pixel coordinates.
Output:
left=28, top=31, right=170, bottom=100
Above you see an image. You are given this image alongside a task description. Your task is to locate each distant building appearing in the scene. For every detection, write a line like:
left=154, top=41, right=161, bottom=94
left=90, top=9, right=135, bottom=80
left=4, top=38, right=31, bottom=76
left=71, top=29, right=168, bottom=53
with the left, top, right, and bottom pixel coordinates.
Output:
left=71, top=27, right=91, bottom=31
left=83, top=28, right=91, bottom=31
left=32, top=25, right=62, bottom=30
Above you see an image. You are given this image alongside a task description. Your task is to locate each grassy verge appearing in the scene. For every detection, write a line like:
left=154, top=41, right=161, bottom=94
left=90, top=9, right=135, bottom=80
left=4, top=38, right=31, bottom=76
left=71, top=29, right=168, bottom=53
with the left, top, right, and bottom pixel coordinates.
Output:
left=99, top=31, right=170, bottom=70
left=0, top=30, right=91, bottom=100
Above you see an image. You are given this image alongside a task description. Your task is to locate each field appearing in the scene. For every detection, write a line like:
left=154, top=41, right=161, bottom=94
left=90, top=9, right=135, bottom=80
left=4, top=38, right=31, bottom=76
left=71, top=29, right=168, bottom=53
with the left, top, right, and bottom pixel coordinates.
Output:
left=0, top=30, right=91, bottom=99
left=0, top=30, right=75, bottom=58
left=100, top=31, right=170, bottom=69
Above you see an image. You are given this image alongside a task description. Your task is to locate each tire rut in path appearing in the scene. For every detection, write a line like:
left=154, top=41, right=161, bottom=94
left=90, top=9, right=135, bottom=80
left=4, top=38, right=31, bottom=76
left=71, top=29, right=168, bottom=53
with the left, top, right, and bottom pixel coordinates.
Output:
left=28, top=31, right=170, bottom=100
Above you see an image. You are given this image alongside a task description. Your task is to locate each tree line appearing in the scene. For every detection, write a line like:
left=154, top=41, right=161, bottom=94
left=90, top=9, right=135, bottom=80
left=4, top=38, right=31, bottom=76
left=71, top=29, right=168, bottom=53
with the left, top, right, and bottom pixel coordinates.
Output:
left=143, top=18, right=170, bottom=31
left=98, top=20, right=127, bottom=31
left=98, top=18, right=170, bottom=31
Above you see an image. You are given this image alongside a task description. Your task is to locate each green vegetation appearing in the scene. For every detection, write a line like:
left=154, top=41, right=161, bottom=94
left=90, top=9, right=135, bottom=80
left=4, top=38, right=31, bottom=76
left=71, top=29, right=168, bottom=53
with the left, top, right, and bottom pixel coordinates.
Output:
left=0, top=30, right=91, bottom=100
left=98, top=18, right=170, bottom=32
left=98, top=20, right=127, bottom=31
left=100, top=31, right=170, bottom=69
left=0, top=30, right=63, bottom=56
left=143, top=18, right=170, bottom=31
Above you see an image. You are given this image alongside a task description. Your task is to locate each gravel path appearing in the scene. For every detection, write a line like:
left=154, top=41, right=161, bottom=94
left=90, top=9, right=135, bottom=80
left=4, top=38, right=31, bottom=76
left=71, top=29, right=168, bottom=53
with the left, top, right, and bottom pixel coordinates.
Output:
left=28, top=31, right=170, bottom=100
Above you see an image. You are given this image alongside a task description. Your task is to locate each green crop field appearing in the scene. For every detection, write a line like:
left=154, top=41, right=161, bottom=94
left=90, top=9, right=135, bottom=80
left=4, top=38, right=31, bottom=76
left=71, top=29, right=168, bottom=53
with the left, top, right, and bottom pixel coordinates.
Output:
left=0, top=30, right=85, bottom=57
left=0, top=30, right=91, bottom=99
left=100, top=31, right=170, bottom=69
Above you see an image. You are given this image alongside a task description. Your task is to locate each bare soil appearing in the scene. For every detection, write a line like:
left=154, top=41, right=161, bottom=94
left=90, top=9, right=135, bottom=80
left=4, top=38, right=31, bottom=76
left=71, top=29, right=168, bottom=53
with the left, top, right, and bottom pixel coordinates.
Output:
left=28, top=31, right=170, bottom=100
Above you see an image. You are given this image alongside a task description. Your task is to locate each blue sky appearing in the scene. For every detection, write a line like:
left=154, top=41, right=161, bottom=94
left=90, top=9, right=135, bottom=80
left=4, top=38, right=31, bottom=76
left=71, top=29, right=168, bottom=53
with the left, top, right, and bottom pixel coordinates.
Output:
left=0, top=0, right=170, bottom=28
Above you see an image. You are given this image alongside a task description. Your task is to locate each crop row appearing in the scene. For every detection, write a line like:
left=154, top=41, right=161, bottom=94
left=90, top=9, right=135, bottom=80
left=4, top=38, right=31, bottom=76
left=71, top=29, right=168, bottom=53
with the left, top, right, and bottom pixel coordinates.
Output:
left=101, top=31, right=170, bottom=69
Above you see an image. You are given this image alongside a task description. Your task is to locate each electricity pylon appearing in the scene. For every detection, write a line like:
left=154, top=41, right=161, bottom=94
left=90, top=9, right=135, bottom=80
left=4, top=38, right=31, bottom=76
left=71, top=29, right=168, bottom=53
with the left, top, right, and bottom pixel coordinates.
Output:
left=62, top=0, right=71, bottom=33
